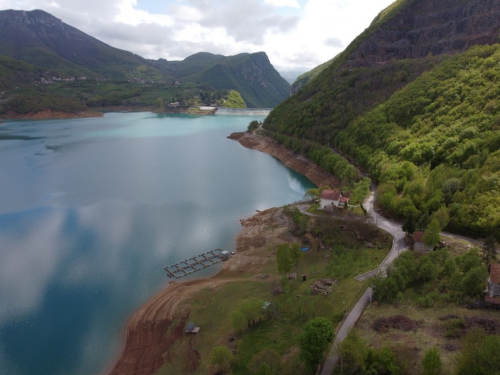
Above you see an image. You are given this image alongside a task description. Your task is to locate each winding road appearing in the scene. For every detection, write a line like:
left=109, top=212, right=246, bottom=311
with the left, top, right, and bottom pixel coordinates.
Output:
left=319, top=190, right=407, bottom=375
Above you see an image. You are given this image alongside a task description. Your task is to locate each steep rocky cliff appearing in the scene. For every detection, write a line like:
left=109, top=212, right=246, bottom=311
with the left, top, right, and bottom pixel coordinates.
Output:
left=292, top=0, right=500, bottom=91
left=346, top=0, right=500, bottom=68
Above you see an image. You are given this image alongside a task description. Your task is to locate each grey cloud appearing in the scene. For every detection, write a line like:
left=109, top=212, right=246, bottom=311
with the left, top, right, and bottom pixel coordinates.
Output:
left=324, top=37, right=343, bottom=48
left=178, top=0, right=299, bottom=44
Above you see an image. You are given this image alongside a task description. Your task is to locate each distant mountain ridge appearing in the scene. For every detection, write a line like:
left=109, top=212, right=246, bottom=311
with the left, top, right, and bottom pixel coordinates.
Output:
left=0, top=9, right=290, bottom=108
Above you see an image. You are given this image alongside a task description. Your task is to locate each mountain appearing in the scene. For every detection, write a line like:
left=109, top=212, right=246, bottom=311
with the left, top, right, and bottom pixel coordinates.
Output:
left=265, top=0, right=500, bottom=238
left=152, top=52, right=290, bottom=107
left=0, top=9, right=290, bottom=108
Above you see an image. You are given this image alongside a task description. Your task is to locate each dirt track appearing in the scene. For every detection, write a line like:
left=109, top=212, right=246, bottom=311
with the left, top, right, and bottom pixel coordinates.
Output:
left=227, top=131, right=339, bottom=188
left=108, top=207, right=295, bottom=375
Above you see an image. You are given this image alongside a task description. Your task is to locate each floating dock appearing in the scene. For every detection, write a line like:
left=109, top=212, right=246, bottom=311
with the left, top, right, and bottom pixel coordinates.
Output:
left=164, top=248, right=229, bottom=279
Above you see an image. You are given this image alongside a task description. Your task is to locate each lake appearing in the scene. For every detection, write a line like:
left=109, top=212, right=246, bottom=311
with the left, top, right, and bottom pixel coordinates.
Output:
left=0, top=112, right=315, bottom=375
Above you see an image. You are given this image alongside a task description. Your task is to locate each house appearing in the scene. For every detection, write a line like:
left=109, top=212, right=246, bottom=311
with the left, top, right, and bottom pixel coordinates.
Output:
left=319, top=190, right=350, bottom=210
left=185, top=322, right=200, bottom=334
left=412, top=231, right=433, bottom=252
left=168, top=102, right=180, bottom=108
left=486, top=263, right=500, bottom=304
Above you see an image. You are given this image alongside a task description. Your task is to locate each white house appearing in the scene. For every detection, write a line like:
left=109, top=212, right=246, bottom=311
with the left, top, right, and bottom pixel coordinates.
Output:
left=320, top=190, right=350, bottom=210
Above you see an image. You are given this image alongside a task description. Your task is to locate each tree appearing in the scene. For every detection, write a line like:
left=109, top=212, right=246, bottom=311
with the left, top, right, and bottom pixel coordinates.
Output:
left=461, top=266, right=488, bottom=296
left=231, top=310, right=246, bottom=335
left=337, top=329, right=369, bottom=375
left=481, top=236, right=498, bottom=266
left=210, top=346, right=233, bottom=374
left=455, top=328, right=500, bottom=375
left=299, top=317, right=334, bottom=372
left=402, top=213, right=416, bottom=234
left=276, top=243, right=292, bottom=274
left=422, top=347, right=442, bottom=375
left=423, top=218, right=441, bottom=248
left=290, top=243, right=303, bottom=276
left=240, top=299, right=264, bottom=327
left=248, top=348, right=282, bottom=375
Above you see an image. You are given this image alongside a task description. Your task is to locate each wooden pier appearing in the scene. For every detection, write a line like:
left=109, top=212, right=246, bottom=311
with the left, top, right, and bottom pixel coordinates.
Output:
left=164, top=248, right=229, bottom=279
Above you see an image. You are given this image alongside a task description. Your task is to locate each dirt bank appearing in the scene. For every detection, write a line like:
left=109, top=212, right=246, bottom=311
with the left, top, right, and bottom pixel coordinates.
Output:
left=1, top=109, right=103, bottom=120
left=227, top=131, right=339, bottom=189
left=108, top=207, right=295, bottom=375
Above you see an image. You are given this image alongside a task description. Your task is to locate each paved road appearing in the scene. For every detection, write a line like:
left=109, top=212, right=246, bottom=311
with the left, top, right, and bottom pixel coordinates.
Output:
left=319, top=191, right=407, bottom=375
left=321, top=287, right=372, bottom=374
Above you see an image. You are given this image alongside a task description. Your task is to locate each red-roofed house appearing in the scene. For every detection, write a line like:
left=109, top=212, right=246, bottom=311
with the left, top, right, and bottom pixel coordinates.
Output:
left=486, top=264, right=500, bottom=304
left=320, top=190, right=350, bottom=210
left=412, top=231, right=433, bottom=252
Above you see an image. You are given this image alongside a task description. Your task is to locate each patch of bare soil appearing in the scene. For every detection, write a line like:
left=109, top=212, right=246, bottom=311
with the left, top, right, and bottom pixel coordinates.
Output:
left=465, top=316, right=499, bottom=334
left=227, top=131, right=339, bottom=188
left=373, top=315, right=420, bottom=333
left=108, top=207, right=295, bottom=375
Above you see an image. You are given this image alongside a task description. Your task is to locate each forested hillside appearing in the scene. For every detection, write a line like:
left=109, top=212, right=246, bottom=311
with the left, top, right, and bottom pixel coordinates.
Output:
left=265, top=0, right=500, bottom=238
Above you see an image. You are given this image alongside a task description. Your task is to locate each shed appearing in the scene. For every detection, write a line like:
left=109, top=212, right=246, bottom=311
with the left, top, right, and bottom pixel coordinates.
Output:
left=186, top=322, right=200, bottom=334
left=413, top=231, right=433, bottom=252
left=220, top=250, right=231, bottom=260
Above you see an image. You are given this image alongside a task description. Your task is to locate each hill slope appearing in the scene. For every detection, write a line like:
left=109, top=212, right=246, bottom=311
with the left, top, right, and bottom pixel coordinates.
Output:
left=0, top=9, right=290, bottom=108
left=265, top=0, right=500, bottom=238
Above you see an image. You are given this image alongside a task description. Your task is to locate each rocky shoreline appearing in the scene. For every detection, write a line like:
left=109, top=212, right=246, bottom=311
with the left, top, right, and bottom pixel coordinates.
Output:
left=0, top=109, right=104, bottom=120
left=227, top=131, right=339, bottom=188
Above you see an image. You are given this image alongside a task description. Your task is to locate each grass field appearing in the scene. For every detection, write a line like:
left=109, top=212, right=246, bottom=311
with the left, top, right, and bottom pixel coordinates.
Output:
left=153, top=207, right=392, bottom=375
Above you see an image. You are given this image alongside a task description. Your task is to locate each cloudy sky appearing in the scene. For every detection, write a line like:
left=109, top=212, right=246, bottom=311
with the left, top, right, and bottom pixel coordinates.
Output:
left=0, top=0, right=395, bottom=73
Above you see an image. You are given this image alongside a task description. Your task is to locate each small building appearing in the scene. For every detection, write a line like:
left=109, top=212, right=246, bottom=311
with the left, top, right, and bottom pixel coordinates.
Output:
left=186, top=322, right=200, bottom=334
left=168, top=102, right=180, bottom=108
left=320, top=190, right=350, bottom=210
left=412, top=231, right=433, bottom=252
left=220, top=250, right=231, bottom=260
left=486, top=263, right=500, bottom=304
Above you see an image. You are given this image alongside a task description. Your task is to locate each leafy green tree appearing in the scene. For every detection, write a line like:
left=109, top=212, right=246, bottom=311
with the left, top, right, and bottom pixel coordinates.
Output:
left=367, top=346, right=400, bottom=375
left=337, top=329, right=369, bottom=375
left=481, top=236, right=498, bottom=266
left=461, top=266, right=488, bottom=296
left=299, top=317, right=334, bottom=372
left=422, top=347, right=442, bottom=375
left=458, top=249, right=483, bottom=273
left=240, top=299, right=264, bottom=327
left=255, top=363, right=271, bottom=375
left=455, top=328, right=500, bottom=375
left=210, top=346, right=233, bottom=374
left=276, top=243, right=292, bottom=274
left=290, top=243, right=303, bottom=276
left=231, top=310, right=246, bottom=335
left=248, top=348, right=281, bottom=375
left=247, top=120, right=259, bottom=132
left=402, top=213, right=416, bottom=234
left=423, top=219, right=441, bottom=248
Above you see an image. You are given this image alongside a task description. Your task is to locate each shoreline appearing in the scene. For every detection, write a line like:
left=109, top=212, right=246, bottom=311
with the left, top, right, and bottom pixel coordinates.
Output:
left=107, top=130, right=337, bottom=374
left=227, top=131, right=340, bottom=188
left=107, top=207, right=296, bottom=375
left=0, top=109, right=104, bottom=120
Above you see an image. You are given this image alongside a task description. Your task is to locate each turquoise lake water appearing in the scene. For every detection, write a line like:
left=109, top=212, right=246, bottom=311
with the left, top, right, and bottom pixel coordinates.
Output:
left=0, top=112, right=315, bottom=375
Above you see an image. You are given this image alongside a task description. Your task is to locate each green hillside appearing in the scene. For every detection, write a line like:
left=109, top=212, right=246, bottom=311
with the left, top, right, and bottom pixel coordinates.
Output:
left=337, top=44, right=500, bottom=238
left=265, top=0, right=500, bottom=238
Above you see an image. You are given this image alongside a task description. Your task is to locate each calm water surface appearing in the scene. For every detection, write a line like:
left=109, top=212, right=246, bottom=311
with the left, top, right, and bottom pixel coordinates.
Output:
left=0, top=112, right=314, bottom=375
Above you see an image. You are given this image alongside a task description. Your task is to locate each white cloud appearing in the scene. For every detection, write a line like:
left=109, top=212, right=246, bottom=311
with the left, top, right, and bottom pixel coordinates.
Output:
left=264, top=0, right=300, bottom=8
left=0, top=0, right=396, bottom=71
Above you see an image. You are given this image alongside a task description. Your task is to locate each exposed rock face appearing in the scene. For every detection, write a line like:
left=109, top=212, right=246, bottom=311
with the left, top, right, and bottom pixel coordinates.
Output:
left=346, top=0, right=500, bottom=68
